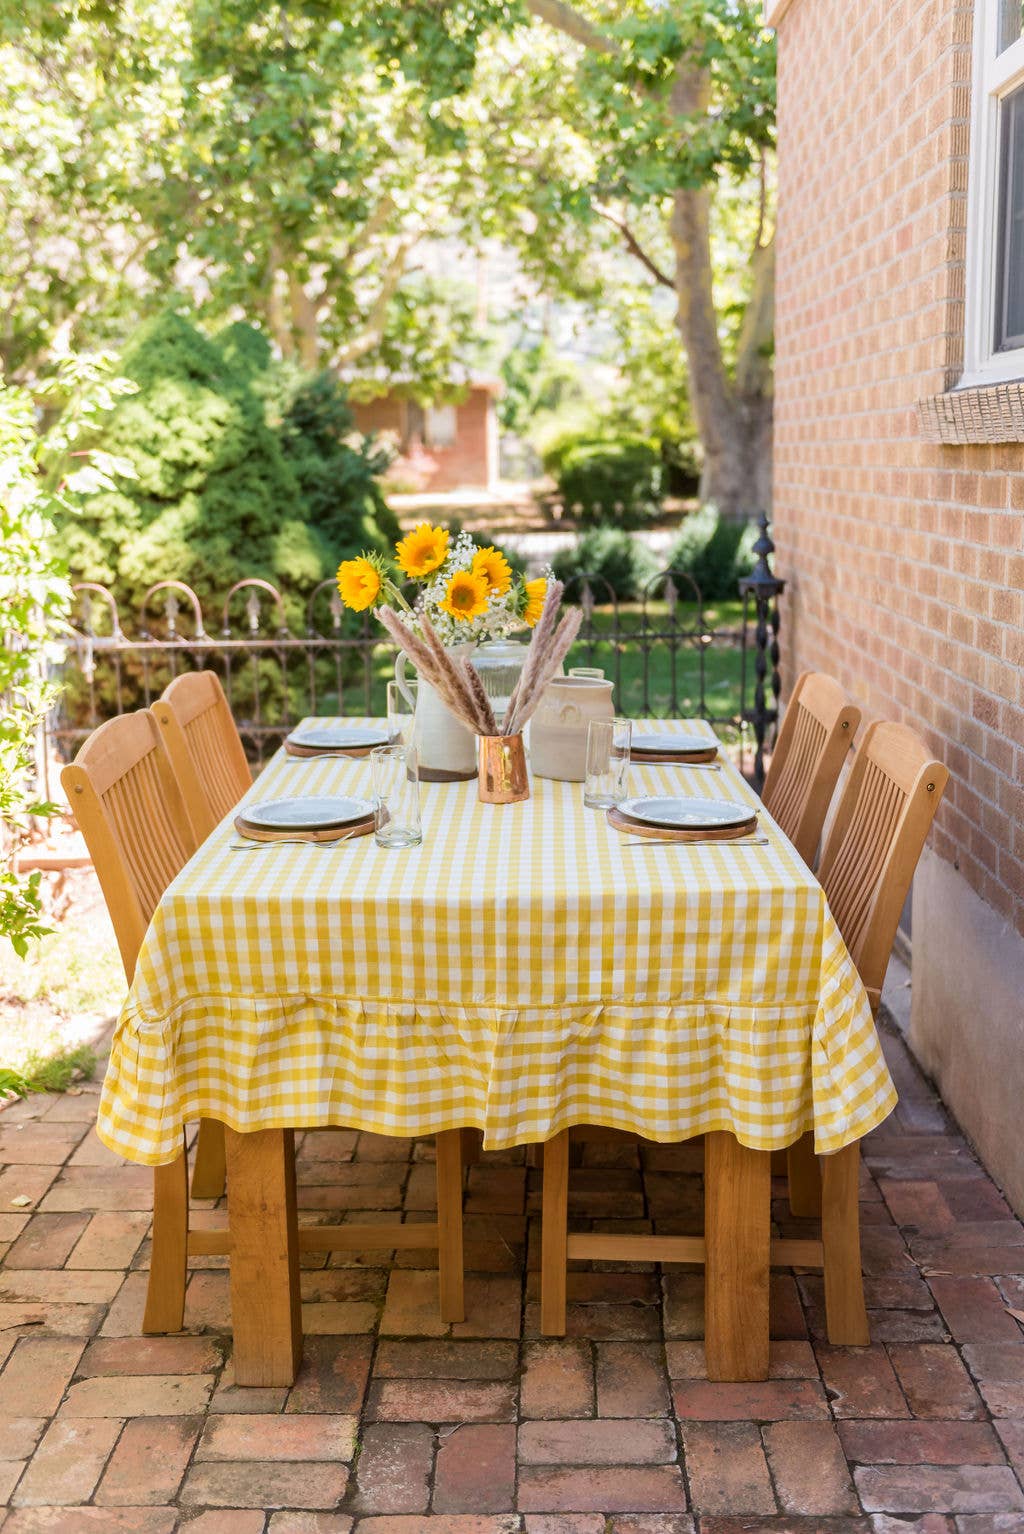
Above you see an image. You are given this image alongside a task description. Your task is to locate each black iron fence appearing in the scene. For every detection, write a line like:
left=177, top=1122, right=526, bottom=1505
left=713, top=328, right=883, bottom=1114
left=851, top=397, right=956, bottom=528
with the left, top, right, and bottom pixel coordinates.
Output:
left=48, top=519, right=784, bottom=782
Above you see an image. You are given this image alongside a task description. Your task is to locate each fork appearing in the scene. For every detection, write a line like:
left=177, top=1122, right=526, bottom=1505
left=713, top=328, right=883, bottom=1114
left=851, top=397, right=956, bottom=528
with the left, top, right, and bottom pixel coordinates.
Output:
left=623, top=835, right=770, bottom=848
left=228, top=829, right=365, bottom=850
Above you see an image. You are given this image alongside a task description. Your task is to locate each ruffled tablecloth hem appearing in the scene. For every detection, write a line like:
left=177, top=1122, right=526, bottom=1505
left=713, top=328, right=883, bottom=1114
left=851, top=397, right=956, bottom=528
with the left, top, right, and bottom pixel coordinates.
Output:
left=96, top=982, right=897, bottom=1166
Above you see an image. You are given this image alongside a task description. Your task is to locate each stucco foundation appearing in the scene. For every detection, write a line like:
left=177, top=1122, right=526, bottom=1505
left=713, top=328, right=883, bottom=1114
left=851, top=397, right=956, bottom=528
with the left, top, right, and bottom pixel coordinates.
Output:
left=911, top=845, right=1024, bottom=1217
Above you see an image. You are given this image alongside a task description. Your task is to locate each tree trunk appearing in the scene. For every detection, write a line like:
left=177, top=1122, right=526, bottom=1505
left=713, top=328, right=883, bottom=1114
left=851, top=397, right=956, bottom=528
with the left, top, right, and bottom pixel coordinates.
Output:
left=696, top=389, right=773, bottom=519
left=667, top=67, right=774, bottom=521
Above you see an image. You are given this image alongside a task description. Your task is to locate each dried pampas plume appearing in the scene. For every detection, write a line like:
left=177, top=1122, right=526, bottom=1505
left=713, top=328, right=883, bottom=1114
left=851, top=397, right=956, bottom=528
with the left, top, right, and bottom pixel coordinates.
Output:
left=504, top=583, right=582, bottom=736
left=377, top=606, right=489, bottom=735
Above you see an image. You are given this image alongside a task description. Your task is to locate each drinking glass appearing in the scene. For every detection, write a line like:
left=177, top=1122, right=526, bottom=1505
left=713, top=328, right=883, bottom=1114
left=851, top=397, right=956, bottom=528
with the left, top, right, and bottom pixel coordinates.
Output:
left=371, top=744, right=422, bottom=848
left=584, top=717, right=632, bottom=809
left=387, top=678, right=417, bottom=746
left=569, top=666, right=605, bottom=680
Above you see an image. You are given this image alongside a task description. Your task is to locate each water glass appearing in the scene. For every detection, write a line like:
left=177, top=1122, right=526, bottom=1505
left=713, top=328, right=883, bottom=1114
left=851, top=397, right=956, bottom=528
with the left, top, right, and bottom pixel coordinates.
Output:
left=569, top=666, right=605, bottom=680
left=387, top=678, right=417, bottom=746
left=371, top=744, right=422, bottom=848
left=584, top=717, right=632, bottom=809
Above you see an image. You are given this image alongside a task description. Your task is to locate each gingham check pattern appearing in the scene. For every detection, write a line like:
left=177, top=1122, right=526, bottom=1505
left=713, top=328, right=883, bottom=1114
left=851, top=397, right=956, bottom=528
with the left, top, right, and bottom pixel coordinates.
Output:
left=97, top=719, right=897, bottom=1165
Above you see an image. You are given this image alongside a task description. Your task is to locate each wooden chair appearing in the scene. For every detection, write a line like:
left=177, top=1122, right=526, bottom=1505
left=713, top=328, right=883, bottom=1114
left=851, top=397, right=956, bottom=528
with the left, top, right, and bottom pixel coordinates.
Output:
left=151, top=670, right=251, bottom=842
left=761, top=671, right=861, bottom=866
left=151, top=671, right=252, bottom=1196
left=785, top=719, right=949, bottom=1344
left=539, top=719, right=948, bottom=1372
left=63, top=711, right=465, bottom=1382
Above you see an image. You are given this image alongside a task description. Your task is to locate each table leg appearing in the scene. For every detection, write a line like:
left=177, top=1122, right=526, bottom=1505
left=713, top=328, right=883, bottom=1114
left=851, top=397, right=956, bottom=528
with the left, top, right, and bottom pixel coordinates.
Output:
left=705, top=1131, right=770, bottom=1380
left=436, top=1128, right=465, bottom=1323
left=787, top=1132, right=822, bottom=1217
left=225, top=1127, right=302, bottom=1386
left=143, top=1129, right=189, bottom=1334
left=191, top=1119, right=227, bottom=1200
left=822, top=1142, right=869, bottom=1345
left=540, top=1129, right=570, bottom=1337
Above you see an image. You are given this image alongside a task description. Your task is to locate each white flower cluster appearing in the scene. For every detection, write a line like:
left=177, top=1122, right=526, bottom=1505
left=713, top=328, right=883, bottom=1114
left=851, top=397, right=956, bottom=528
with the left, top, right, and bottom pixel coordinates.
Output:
left=416, top=530, right=527, bottom=647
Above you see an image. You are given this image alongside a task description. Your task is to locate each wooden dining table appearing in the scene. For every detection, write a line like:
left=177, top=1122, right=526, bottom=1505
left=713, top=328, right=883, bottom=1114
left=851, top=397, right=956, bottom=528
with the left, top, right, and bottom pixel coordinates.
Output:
left=96, top=718, right=896, bottom=1384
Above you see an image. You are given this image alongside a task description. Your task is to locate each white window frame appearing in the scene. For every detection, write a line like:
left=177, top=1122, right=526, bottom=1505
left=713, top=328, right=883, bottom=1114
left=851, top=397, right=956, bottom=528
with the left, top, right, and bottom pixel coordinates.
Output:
left=963, top=5, right=1024, bottom=385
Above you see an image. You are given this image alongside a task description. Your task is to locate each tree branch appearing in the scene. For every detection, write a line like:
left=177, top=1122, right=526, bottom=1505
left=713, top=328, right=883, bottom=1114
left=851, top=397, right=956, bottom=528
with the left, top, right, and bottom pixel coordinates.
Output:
left=332, top=242, right=411, bottom=366
left=594, top=204, right=674, bottom=290
left=523, top=0, right=618, bottom=55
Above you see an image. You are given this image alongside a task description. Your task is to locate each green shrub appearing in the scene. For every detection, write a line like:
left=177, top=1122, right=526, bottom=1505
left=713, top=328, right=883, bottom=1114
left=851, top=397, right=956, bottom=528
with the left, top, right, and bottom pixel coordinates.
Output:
left=546, top=435, right=663, bottom=529
left=552, top=525, right=657, bottom=602
left=667, top=505, right=757, bottom=602
left=62, top=313, right=395, bottom=626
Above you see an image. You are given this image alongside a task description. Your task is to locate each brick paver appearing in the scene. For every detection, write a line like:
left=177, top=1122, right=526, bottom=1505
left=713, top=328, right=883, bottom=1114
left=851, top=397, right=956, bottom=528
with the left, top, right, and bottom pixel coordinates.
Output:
left=0, top=1022, right=1023, bottom=1529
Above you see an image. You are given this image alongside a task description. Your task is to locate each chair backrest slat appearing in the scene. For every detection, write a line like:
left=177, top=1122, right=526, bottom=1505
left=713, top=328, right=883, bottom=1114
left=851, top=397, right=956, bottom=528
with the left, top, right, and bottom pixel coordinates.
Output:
left=762, top=671, right=861, bottom=866
left=818, top=719, right=949, bottom=1005
left=152, top=672, right=252, bottom=842
left=61, top=710, right=197, bottom=981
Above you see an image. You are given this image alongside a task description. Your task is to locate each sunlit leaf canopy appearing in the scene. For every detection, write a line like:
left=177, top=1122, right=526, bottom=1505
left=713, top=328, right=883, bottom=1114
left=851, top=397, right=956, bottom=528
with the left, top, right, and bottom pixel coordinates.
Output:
left=1, top=1, right=771, bottom=368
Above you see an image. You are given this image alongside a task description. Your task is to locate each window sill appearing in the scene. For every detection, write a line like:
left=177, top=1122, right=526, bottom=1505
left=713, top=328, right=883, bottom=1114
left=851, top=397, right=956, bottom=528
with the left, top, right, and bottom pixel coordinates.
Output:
left=917, top=379, right=1024, bottom=444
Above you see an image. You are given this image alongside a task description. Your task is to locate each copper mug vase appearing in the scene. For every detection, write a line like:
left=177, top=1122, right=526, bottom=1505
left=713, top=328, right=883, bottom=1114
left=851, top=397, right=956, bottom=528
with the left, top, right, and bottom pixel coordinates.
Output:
left=478, top=733, right=529, bottom=804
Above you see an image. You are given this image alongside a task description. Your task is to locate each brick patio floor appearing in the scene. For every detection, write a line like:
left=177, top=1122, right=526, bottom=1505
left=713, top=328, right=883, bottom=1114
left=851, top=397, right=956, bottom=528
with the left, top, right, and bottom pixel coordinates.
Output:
left=1, top=1020, right=1024, bottom=1532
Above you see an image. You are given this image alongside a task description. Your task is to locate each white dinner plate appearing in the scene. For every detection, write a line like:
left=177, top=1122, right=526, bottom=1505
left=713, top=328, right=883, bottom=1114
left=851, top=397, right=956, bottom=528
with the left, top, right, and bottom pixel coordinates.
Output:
left=630, top=733, right=716, bottom=756
left=286, top=725, right=389, bottom=751
left=240, top=796, right=375, bottom=831
left=617, top=795, right=753, bottom=830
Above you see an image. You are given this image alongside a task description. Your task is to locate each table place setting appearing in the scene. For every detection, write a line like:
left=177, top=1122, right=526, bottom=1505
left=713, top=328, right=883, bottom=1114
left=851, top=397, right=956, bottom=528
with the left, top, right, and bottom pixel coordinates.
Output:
left=607, top=794, right=762, bottom=844
left=230, top=792, right=378, bottom=847
left=282, top=722, right=391, bottom=758
left=627, top=729, right=721, bottom=766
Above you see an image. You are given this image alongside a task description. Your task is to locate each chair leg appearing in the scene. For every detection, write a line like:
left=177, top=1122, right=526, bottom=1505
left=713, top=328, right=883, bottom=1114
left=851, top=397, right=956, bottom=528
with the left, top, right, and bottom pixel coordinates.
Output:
left=225, top=1127, right=302, bottom=1387
left=143, top=1131, right=189, bottom=1334
left=822, top=1141, right=869, bottom=1346
left=787, top=1132, right=822, bottom=1217
left=436, top=1128, right=465, bottom=1324
left=191, top=1118, right=227, bottom=1200
left=705, top=1131, right=771, bottom=1380
left=540, top=1129, right=570, bottom=1337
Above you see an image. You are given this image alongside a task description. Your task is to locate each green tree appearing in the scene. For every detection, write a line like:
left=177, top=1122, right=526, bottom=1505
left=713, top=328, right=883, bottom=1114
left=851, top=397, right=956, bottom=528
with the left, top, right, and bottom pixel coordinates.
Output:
left=62, top=312, right=393, bottom=622
left=0, top=3, right=514, bottom=393
left=444, top=0, right=776, bottom=515
left=0, top=351, right=133, bottom=954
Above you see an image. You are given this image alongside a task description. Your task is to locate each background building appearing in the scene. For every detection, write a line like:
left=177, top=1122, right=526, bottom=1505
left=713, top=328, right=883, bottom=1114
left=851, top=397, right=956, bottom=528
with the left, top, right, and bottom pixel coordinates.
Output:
left=768, top=0, right=1024, bottom=1209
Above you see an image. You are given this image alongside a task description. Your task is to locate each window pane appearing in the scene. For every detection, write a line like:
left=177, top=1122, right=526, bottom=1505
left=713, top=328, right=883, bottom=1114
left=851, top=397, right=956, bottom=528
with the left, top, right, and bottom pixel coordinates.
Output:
left=997, top=85, right=1024, bottom=350
left=425, top=405, right=457, bottom=449
left=999, top=1, right=1024, bottom=53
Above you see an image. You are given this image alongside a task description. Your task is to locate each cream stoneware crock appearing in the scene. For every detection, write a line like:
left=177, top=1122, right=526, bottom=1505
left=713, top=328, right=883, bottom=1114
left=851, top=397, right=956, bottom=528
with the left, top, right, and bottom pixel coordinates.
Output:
left=529, top=675, right=614, bottom=782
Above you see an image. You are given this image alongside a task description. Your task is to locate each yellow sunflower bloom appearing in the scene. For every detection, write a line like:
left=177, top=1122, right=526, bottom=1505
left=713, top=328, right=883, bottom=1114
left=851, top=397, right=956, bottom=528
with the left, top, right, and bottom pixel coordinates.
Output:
left=336, top=555, right=383, bottom=612
left=471, top=545, right=512, bottom=596
left=395, top=522, right=450, bottom=579
left=522, top=577, right=547, bottom=627
left=440, top=569, right=490, bottom=622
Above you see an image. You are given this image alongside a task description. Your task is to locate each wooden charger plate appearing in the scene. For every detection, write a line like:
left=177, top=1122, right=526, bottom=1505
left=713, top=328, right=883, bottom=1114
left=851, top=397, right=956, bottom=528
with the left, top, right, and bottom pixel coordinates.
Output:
left=233, top=811, right=376, bottom=844
left=283, top=739, right=378, bottom=759
left=630, top=745, right=718, bottom=765
left=607, top=805, right=758, bottom=842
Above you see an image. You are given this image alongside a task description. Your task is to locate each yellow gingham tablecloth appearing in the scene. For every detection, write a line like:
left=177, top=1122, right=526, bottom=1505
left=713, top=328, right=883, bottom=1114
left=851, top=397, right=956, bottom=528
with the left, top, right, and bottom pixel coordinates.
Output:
left=97, top=719, right=897, bottom=1166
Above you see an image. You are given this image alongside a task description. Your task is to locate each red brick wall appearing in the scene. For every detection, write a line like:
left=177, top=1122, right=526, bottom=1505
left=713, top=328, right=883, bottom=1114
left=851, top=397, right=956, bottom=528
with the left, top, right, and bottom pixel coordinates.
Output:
left=351, top=390, right=495, bottom=492
left=773, top=0, right=1024, bottom=938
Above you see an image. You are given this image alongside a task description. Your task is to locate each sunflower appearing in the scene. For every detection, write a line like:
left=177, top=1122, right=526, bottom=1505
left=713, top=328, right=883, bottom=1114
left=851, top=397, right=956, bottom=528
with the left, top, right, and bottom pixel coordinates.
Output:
left=522, top=577, right=547, bottom=627
left=471, top=545, right=512, bottom=596
left=440, top=569, right=490, bottom=622
left=336, top=554, right=384, bottom=612
left=395, top=522, right=450, bottom=579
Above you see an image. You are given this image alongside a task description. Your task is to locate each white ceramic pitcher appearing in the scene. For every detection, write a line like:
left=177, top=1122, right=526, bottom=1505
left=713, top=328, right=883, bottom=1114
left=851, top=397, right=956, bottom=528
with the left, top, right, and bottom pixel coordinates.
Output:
left=529, top=675, right=615, bottom=782
left=394, top=642, right=478, bottom=781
